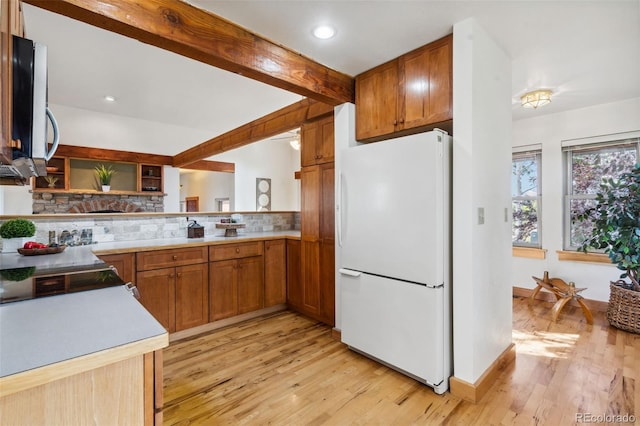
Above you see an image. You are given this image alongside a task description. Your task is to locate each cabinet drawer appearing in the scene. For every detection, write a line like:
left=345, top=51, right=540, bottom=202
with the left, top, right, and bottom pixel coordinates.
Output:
left=136, top=246, right=208, bottom=271
left=209, top=241, right=264, bottom=261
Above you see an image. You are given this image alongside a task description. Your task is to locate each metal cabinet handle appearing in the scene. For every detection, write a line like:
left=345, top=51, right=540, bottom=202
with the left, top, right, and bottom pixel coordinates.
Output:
left=172, top=255, right=178, bottom=260
left=235, top=248, right=240, bottom=253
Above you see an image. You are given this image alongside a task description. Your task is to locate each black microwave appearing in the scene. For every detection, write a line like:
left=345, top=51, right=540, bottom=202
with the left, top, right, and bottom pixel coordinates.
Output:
left=3, top=35, right=59, bottom=178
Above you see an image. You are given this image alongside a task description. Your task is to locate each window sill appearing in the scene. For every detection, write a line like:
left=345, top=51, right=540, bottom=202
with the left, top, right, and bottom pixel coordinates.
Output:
left=556, top=250, right=611, bottom=264
left=512, top=247, right=546, bottom=259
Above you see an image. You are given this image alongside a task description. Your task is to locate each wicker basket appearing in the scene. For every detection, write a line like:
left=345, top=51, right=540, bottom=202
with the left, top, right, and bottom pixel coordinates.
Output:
left=607, top=282, right=640, bottom=334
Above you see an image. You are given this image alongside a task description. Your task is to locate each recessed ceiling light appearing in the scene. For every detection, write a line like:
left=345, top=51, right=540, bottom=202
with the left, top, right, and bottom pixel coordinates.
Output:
left=104, top=95, right=116, bottom=102
left=312, top=25, right=336, bottom=40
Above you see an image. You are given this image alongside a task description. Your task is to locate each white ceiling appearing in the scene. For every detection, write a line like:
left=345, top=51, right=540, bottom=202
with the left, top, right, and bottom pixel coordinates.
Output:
left=22, top=1, right=640, bottom=156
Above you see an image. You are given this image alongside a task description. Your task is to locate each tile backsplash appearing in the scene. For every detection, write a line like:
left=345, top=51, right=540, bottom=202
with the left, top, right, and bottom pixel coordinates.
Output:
left=0, top=212, right=300, bottom=250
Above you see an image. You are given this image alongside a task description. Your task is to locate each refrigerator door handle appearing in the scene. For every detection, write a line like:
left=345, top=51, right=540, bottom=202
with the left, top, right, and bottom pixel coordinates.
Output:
left=339, top=268, right=361, bottom=277
left=337, top=172, right=343, bottom=247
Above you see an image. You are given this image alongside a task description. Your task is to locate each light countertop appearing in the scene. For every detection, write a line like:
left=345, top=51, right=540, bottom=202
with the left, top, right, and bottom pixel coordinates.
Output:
left=0, top=285, right=167, bottom=380
left=0, top=230, right=299, bottom=384
left=0, top=245, right=105, bottom=271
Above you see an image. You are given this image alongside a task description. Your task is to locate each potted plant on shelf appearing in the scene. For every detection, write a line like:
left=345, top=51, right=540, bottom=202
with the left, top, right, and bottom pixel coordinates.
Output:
left=44, top=175, right=58, bottom=188
left=0, top=218, right=36, bottom=253
left=578, top=163, right=640, bottom=334
left=95, top=164, right=116, bottom=192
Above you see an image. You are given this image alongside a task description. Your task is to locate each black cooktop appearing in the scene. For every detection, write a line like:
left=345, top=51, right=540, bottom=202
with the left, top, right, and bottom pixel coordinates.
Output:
left=0, top=264, right=126, bottom=304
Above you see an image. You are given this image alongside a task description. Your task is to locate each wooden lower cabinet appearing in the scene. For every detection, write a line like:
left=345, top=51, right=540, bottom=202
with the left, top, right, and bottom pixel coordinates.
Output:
left=298, top=240, right=335, bottom=326
left=136, top=263, right=208, bottom=333
left=286, top=239, right=302, bottom=309
left=319, top=241, right=335, bottom=326
left=264, top=239, right=286, bottom=307
left=137, top=268, right=176, bottom=332
left=301, top=240, right=321, bottom=316
left=210, top=255, right=264, bottom=321
left=97, top=252, right=135, bottom=284
left=175, top=263, right=209, bottom=331
left=209, top=259, right=237, bottom=321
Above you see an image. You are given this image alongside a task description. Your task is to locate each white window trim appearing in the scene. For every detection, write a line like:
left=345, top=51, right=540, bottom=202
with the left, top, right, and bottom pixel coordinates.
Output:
left=512, top=150, right=542, bottom=248
left=563, top=137, right=640, bottom=250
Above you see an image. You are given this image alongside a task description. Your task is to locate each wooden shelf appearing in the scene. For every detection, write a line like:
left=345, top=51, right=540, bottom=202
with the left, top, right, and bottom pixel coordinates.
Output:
left=31, top=189, right=165, bottom=196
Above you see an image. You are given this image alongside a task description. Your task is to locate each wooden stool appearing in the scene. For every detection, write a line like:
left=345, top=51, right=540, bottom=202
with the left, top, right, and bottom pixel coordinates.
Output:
left=530, top=271, right=593, bottom=324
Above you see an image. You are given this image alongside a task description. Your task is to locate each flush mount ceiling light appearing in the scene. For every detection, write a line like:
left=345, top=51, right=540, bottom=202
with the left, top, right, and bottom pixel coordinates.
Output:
left=312, top=25, right=336, bottom=40
left=103, top=95, right=116, bottom=102
left=521, top=89, right=552, bottom=109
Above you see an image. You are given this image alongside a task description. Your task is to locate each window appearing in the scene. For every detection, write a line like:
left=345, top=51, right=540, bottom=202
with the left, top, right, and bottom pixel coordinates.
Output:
left=564, top=138, right=640, bottom=250
left=512, top=150, right=541, bottom=247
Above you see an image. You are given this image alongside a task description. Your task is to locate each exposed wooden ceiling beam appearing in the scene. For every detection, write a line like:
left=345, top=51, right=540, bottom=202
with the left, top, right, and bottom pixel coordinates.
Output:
left=53, top=144, right=235, bottom=172
left=181, top=160, right=234, bottom=173
left=172, top=98, right=333, bottom=168
left=23, top=0, right=355, bottom=105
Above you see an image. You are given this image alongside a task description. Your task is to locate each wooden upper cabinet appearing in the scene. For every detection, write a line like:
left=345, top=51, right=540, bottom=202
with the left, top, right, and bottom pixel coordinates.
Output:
left=355, top=60, right=399, bottom=141
left=1, top=0, right=24, bottom=169
left=301, top=115, right=334, bottom=167
left=355, top=34, right=452, bottom=142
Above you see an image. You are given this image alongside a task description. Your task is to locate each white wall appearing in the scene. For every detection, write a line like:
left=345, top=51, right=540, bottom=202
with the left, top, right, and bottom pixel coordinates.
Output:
left=512, top=97, right=640, bottom=302
left=49, top=103, right=213, bottom=155
left=212, top=138, right=301, bottom=211
left=452, top=19, right=513, bottom=385
left=0, top=185, right=32, bottom=215
left=163, top=166, right=180, bottom=212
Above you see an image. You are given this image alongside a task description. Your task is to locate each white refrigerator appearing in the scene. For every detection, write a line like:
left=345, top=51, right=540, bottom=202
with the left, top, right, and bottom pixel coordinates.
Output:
left=338, top=129, right=451, bottom=394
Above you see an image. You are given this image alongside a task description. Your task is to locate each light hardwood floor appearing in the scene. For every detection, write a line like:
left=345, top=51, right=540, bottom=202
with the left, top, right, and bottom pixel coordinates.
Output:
left=163, top=296, right=639, bottom=425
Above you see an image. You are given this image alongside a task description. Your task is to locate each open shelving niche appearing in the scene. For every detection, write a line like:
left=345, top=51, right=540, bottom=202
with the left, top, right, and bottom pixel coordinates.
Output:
left=32, top=157, right=165, bottom=195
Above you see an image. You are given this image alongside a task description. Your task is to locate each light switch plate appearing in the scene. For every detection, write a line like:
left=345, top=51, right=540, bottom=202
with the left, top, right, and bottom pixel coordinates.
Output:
left=478, top=207, right=485, bottom=225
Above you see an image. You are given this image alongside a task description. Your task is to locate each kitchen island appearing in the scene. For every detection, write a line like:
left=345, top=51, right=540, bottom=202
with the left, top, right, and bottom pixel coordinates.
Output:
left=0, top=246, right=169, bottom=425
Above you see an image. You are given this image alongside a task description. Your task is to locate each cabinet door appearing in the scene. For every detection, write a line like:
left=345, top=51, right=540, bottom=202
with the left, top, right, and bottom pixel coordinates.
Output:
left=136, top=268, right=175, bottom=332
left=237, top=256, right=264, bottom=314
left=0, top=0, right=14, bottom=165
left=286, top=239, right=302, bottom=310
left=319, top=163, right=335, bottom=326
left=319, top=240, right=335, bottom=326
left=320, top=163, right=335, bottom=242
left=400, top=36, right=452, bottom=130
left=209, top=259, right=237, bottom=321
left=264, top=239, right=286, bottom=307
left=318, top=115, right=335, bottom=164
left=300, top=166, right=320, bottom=240
left=301, top=240, right=320, bottom=315
left=301, top=115, right=334, bottom=167
left=301, top=120, right=319, bottom=168
left=175, top=263, right=209, bottom=331
left=425, top=37, right=453, bottom=123
left=355, top=59, right=398, bottom=141
left=97, top=253, right=135, bottom=284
